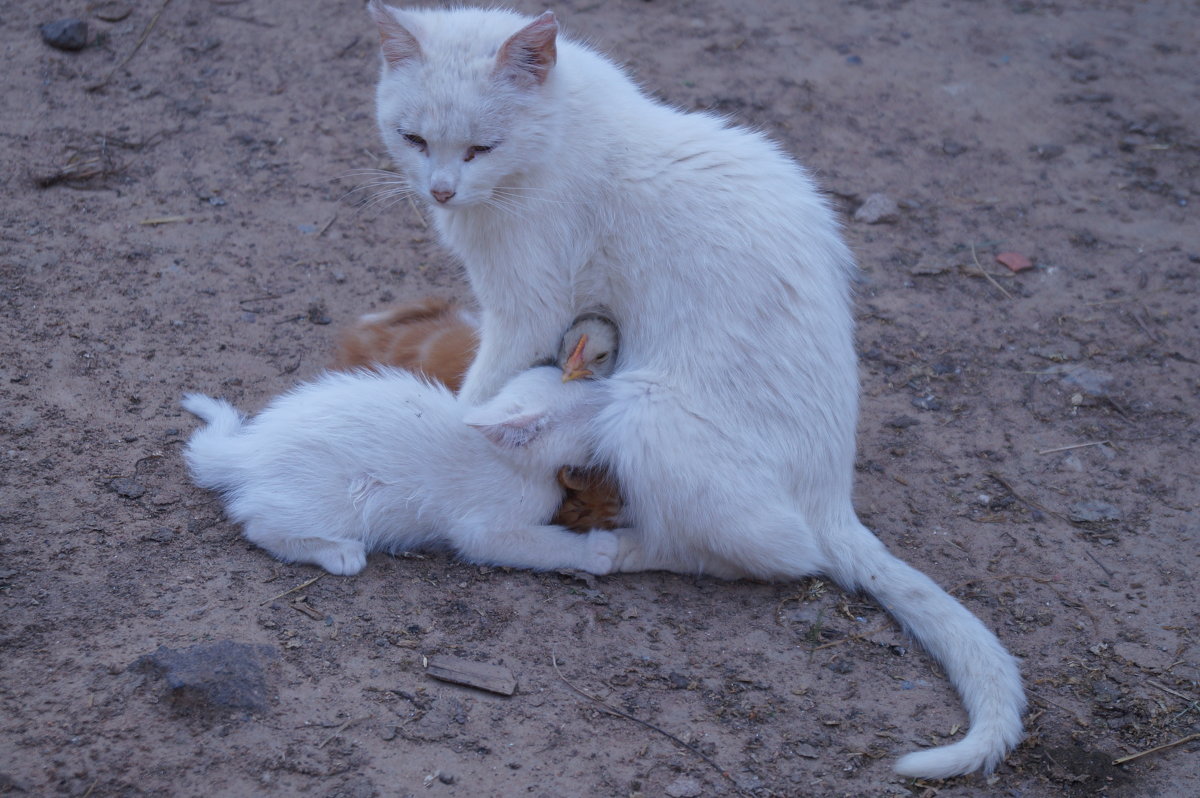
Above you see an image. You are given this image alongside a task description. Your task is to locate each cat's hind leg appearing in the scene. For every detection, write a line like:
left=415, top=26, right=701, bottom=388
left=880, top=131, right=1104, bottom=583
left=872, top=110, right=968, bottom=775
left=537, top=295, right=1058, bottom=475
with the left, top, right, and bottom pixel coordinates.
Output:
left=607, top=508, right=831, bottom=581
left=242, top=520, right=368, bottom=575
left=450, top=523, right=618, bottom=574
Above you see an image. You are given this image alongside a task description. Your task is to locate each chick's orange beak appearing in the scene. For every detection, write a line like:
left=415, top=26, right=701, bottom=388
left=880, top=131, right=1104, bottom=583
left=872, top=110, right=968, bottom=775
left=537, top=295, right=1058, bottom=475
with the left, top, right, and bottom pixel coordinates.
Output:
left=562, top=333, right=592, bottom=382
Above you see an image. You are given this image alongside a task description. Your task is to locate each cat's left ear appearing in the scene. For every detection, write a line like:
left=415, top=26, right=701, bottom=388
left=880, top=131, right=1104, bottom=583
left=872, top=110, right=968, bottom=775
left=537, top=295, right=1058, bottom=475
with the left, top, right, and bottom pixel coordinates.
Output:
left=495, top=11, right=558, bottom=87
left=464, top=405, right=549, bottom=449
left=367, top=0, right=422, bottom=69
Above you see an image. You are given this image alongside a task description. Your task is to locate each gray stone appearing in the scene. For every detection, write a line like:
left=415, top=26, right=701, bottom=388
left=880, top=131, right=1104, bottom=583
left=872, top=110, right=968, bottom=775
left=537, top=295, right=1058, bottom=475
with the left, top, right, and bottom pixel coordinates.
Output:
left=1069, top=500, right=1121, bottom=524
left=40, top=18, right=88, bottom=51
left=911, top=395, right=942, bottom=411
left=1029, top=341, right=1082, bottom=362
left=109, top=477, right=145, bottom=499
left=1059, top=365, right=1113, bottom=397
left=665, top=776, right=703, bottom=798
left=853, top=193, right=900, bottom=224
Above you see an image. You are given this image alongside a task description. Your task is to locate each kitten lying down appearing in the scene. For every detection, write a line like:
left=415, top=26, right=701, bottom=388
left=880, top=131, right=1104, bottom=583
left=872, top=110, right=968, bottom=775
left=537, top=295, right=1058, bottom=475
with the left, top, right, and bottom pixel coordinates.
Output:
left=182, top=319, right=619, bottom=576
left=332, top=300, right=625, bottom=530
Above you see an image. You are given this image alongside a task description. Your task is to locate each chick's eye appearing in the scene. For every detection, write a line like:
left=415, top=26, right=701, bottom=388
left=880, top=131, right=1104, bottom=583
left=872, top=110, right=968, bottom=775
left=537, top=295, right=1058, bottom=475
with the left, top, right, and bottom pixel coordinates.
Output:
left=400, top=132, right=427, bottom=151
left=464, top=144, right=493, bottom=162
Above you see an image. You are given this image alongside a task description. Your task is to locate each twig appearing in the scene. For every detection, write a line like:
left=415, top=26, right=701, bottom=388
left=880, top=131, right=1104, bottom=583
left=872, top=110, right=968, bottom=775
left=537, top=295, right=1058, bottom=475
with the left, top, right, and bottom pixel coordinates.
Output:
left=318, top=715, right=371, bottom=749
left=986, top=472, right=1063, bottom=522
left=969, top=242, right=1013, bottom=300
left=1082, top=548, right=1115, bottom=579
left=87, top=0, right=174, bottom=92
left=336, top=35, right=361, bottom=58
left=811, top=622, right=892, bottom=651
left=1146, top=680, right=1198, bottom=703
left=1128, top=307, right=1163, bottom=343
left=947, top=573, right=1061, bottom=594
left=1028, top=689, right=1081, bottom=718
left=551, top=653, right=752, bottom=797
left=260, top=573, right=323, bottom=605
left=1113, top=733, right=1200, bottom=766
left=1104, top=395, right=1133, bottom=421
left=1036, top=440, right=1111, bottom=455
left=318, top=212, right=339, bottom=237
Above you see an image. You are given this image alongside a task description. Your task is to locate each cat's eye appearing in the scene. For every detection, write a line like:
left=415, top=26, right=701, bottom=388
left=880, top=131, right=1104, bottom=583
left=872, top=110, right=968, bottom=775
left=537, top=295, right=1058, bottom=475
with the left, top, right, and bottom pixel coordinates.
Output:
left=400, top=132, right=427, bottom=152
left=464, top=144, right=494, bottom=162
left=594, top=352, right=609, bottom=362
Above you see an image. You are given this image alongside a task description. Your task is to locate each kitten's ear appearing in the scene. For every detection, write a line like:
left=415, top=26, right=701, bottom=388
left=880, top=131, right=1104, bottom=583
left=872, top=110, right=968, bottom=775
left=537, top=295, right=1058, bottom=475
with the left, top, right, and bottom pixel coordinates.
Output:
left=367, top=0, right=422, bottom=69
left=494, top=11, right=558, bottom=87
left=464, top=405, right=549, bottom=449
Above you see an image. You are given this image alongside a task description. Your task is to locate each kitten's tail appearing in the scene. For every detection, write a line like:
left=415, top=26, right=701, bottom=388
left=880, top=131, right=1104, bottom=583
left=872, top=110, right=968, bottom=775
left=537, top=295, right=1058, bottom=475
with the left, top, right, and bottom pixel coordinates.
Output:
left=180, top=393, right=248, bottom=490
left=822, top=518, right=1025, bottom=779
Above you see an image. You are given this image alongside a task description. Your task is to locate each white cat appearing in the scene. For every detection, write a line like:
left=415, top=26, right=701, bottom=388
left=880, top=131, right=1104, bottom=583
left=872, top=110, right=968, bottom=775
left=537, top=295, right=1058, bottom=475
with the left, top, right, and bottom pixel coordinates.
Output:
left=367, top=2, right=1025, bottom=778
left=181, top=364, right=617, bottom=577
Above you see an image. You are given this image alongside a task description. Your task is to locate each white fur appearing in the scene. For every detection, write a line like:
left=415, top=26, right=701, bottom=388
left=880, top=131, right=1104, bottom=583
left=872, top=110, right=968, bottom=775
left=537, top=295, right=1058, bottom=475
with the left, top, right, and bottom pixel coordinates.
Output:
left=368, top=3, right=1025, bottom=778
left=181, top=366, right=617, bottom=576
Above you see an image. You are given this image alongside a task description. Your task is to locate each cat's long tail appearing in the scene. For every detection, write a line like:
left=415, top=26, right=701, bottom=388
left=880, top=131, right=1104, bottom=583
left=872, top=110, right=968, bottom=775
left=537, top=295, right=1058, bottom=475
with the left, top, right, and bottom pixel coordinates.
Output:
left=180, top=393, right=248, bottom=490
left=822, top=518, right=1025, bottom=779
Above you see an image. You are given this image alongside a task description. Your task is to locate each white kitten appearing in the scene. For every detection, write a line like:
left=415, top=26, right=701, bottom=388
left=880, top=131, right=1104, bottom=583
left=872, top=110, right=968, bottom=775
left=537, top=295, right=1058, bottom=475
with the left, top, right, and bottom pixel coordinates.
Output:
left=181, top=366, right=617, bottom=576
left=367, top=3, right=1024, bottom=778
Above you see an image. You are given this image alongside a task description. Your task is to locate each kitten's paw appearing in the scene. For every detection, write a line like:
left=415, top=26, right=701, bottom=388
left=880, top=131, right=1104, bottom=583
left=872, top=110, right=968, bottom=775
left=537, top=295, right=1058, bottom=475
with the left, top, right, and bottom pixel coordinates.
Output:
left=581, top=530, right=619, bottom=575
left=313, top=541, right=368, bottom=575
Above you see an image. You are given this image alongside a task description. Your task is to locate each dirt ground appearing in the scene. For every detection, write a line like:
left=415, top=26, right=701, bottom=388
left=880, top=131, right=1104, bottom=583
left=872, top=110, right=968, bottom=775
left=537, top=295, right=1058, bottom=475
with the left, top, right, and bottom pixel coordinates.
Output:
left=2, top=0, right=1198, bottom=796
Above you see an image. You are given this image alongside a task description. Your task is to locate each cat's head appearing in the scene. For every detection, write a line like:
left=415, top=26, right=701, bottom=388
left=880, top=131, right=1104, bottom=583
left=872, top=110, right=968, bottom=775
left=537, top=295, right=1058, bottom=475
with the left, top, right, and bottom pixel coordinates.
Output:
left=462, top=366, right=598, bottom=469
left=367, top=2, right=560, bottom=210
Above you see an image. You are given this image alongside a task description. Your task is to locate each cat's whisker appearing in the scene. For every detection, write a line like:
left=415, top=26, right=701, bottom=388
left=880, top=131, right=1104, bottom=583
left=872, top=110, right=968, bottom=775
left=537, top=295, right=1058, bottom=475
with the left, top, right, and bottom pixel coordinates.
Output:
left=340, top=181, right=413, bottom=201
left=491, top=188, right=581, bottom=208
left=482, top=195, right=526, bottom=220
left=334, top=167, right=407, bottom=182
left=338, top=182, right=412, bottom=204
left=354, top=187, right=420, bottom=216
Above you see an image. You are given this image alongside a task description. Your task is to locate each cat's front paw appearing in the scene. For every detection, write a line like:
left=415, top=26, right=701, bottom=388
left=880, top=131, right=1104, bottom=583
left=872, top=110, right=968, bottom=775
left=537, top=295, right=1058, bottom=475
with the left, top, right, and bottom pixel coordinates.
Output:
left=581, top=530, right=619, bottom=575
left=313, top=541, right=368, bottom=576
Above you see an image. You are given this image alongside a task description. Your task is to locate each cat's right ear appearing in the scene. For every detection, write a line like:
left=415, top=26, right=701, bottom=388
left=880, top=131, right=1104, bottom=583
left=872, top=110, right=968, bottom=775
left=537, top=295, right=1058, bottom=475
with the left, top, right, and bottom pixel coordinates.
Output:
left=495, top=11, right=558, bottom=87
left=367, top=0, right=422, bottom=69
left=463, top=405, right=549, bottom=449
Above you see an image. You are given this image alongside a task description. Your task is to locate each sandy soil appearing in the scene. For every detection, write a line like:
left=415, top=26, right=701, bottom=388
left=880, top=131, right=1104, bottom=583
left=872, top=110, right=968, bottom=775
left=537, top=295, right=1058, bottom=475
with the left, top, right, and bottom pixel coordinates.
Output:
left=2, top=1, right=1198, bottom=796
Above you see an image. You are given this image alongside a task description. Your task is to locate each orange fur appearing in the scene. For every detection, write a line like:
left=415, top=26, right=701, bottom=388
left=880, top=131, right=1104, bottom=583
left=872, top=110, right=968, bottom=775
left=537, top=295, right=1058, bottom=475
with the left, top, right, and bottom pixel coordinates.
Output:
left=331, top=298, right=478, bottom=392
left=331, top=298, right=624, bottom=532
left=552, top=466, right=622, bottom=532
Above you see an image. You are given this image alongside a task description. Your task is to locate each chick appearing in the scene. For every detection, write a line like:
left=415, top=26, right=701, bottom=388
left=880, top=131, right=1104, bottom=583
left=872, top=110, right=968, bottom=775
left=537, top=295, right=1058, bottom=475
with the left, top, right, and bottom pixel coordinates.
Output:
left=551, top=311, right=624, bottom=531
left=558, top=312, right=619, bottom=382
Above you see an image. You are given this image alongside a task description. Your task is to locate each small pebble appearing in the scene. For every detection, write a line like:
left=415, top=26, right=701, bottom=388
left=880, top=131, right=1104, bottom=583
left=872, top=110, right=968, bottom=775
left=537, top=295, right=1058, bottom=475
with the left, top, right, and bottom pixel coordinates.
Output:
left=665, top=776, right=703, bottom=798
left=94, top=2, right=133, bottom=23
left=40, top=18, right=89, bottom=52
left=941, top=139, right=967, bottom=157
left=1069, top=500, right=1121, bottom=524
left=110, top=477, right=146, bottom=499
left=911, top=395, right=942, bottom=411
left=143, top=527, right=176, bottom=543
left=853, top=193, right=900, bottom=225
left=995, top=251, right=1033, bottom=273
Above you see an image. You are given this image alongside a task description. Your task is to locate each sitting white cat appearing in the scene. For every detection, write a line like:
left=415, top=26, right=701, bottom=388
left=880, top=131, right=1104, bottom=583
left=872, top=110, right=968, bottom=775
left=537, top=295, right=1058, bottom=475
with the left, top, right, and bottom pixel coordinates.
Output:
left=364, top=3, right=1024, bottom=779
left=181, top=364, right=617, bottom=576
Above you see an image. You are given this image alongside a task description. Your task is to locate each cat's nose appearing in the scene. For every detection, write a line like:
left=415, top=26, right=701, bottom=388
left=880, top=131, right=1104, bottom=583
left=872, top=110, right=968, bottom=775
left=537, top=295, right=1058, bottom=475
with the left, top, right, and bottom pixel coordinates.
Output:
left=431, top=188, right=456, bottom=204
